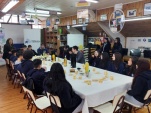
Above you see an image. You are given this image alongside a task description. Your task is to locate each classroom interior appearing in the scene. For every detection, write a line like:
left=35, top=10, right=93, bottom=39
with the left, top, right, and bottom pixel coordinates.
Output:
left=1, top=0, right=151, bottom=113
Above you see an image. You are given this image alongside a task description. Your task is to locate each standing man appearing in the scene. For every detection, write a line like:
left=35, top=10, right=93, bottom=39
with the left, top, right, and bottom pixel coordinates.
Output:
left=72, top=46, right=85, bottom=64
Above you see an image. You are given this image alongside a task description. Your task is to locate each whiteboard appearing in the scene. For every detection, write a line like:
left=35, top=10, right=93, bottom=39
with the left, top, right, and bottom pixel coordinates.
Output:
left=1, top=24, right=31, bottom=44
left=24, top=29, right=41, bottom=51
left=67, top=34, right=84, bottom=47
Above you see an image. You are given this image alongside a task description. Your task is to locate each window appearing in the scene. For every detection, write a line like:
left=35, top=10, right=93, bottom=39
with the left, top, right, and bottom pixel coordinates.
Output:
left=9, top=15, right=18, bottom=23
left=3, top=14, right=11, bottom=22
left=32, top=25, right=43, bottom=29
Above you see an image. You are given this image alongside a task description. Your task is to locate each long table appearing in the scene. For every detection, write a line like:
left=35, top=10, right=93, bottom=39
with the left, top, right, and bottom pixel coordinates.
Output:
left=41, top=58, right=132, bottom=113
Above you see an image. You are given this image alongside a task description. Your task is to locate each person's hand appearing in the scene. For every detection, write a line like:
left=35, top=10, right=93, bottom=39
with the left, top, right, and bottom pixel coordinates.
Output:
left=9, top=51, right=12, bottom=54
left=42, top=66, right=47, bottom=71
left=92, top=55, right=94, bottom=58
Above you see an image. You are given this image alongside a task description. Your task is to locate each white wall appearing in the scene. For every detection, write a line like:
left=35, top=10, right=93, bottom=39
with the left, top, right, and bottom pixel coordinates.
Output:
left=24, top=29, right=41, bottom=51
left=126, top=37, right=151, bottom=50
left=67, top=34, right=84, bottom=47
left=1, top=24, right=31, bottom=44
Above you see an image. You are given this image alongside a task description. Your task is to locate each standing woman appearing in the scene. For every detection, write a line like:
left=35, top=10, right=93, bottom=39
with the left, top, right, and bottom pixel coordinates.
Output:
left=3, top=38, right=14, bottom=59
left=125, top=56, right=138, bottom=77
left=112, top=37, right=122, bottom=54
left=99, top=52, right=110, bottom=70
left=108, top=52, right=125, bottom=74
left=125, top=59, right=151, bottom=107
left=102, top=38, right=111, bottom=55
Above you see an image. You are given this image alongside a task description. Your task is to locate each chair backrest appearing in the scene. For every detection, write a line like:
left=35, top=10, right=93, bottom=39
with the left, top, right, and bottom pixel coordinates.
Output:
left=47, top=92, right=61, bottom=108
left=23, top=86, right=36, bottom=102
left=5, top=59, right=10, bottom=65
left=113, top=94, right=125, bottom=113
left=144, top=90, right=151, bottom=105
left=22, top=73, right=26, bottom=81
left=10, top=61, right=14, bottom=70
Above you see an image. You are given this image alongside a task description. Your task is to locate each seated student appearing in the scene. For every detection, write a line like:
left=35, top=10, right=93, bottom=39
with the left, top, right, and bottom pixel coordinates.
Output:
left=108, top=52, right=125, bottom=74
left=72, top=46, right=85, bottom=64
left=9, top=50, right=17, bottom=63
left=27, top=59, right=47, bottom=95
left=89, top=50, right=100, bottom=67
left=17, top=50, right=34, bottom=76
left=14, top=50, right=23, bottom=69
left=125, top=59, right=151, bottom=107
left=37, top=44, right=49, bottom=55
left=44, top=63, right=83, bottom=113
left=67, top=47, right=72, bottom=60
left=63, top=45, right=70, bottom=59
left=125, top=56, right=138, bottom=77
left=27, top=45, right=37, bottom=56
left=22, top=45, right=27, bottom=52
left=99, top=52, right=110, bottom=70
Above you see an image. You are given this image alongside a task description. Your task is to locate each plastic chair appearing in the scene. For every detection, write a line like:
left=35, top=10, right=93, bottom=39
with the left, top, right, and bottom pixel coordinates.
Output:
left=125, top=90, right=151, bottom=113
left=93, top=94, right=125, bottom=113
left=23, top=86, right=51, bottom=113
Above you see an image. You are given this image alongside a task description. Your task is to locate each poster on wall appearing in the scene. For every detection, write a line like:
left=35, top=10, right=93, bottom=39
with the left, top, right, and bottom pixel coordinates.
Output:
left=77, top=9, right=88, bottom=19
left=127, top=9, right=137, bottom=17
left=144, top=3, right=151, bottom=15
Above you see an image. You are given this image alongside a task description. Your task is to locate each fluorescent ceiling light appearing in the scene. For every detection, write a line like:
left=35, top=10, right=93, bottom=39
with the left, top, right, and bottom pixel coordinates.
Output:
left=36, top=9, right=50, bottom=14
left=57, top=12, right=62, bottom=15
left=85, top=0, right=98, bottom=3
left=124, top=17, right=151, bottom=22
left=2, top=0, right=19, bottom=13
left=25, top=13, right=50, bottom=17
left=72, top=24, right=88, bottom=27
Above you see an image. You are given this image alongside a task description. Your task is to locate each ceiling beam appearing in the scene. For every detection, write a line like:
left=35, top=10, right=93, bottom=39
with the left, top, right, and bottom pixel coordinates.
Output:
left=7, top=14, right=12, bottom=23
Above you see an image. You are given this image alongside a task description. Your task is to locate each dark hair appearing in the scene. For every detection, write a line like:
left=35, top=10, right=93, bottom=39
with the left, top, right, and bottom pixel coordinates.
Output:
left=128, top=56, right=138, bottom=76
left=94, top=50, right=100, bottom=57
left=6, top=38, right=13, bottom=45
left=28, top=45, right=32, bottom=48
left=33, top=59, right=42, bottom=68
left=100, top=52, right=110, bottom=69
left=44, top=63, right=71, bottom=94
left=135, top=58, right=150, bottom=77
left=16, top=50, right=23, bottom=58
left=22, top=45, right=27, bottom=48
left=72, top=46, right=78, bottom=51
left=23, top=50, right=34, bottom=60
left=104, top=38, right=109, bottom=43
left=115, top=37, right=120, bottom=43
left=113, top=52, right=122, bottom=69
left=12, top=50, right=17, bottom=55
left=69, top=47, right=72, bottom=52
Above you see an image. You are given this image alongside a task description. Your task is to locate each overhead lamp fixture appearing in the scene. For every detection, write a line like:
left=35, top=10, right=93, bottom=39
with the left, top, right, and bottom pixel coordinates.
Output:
left=2, top=0, right=19, bottom=13
left=25, top=13, right=50, bottom=17
left=36, top=9, right=50, bottom=14
left=72, top=24, right=88, bottom=27
left=124, top=16, right=151, bottom=22
left=57, top=12, right=62, bottom=15
left=85, top=0, right=98, bottom=3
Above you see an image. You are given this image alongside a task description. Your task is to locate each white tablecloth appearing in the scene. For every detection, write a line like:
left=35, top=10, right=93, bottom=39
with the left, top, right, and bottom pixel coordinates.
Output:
left=42, top=59, right=132, bottom=113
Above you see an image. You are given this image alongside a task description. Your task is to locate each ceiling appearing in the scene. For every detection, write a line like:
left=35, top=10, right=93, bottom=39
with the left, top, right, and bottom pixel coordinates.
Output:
left=121, top=20, right=151, bottom=37
left=6, top=0, right=142, bottom=17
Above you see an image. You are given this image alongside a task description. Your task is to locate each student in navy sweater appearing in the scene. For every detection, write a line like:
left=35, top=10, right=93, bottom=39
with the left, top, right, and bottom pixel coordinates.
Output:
left=14, top=50, right=23, bottom=70
left=44, top=63, right=82, bottom=113
left=125, top=56, right=138, bottom=77
left=37, top=44, right=49, bottom=55
left=125, top=59, right=151, bottom=107
left=89, top=50, right=100, bottom=67
left=108, top=52, right=125, bottom=74
left=9, top=50, right=17, bottom=63
left=27, top=59, right=47, bottom=95
left=99, top=52, right=110, bottom=70
left=17, top=50, right=34, bottom=76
